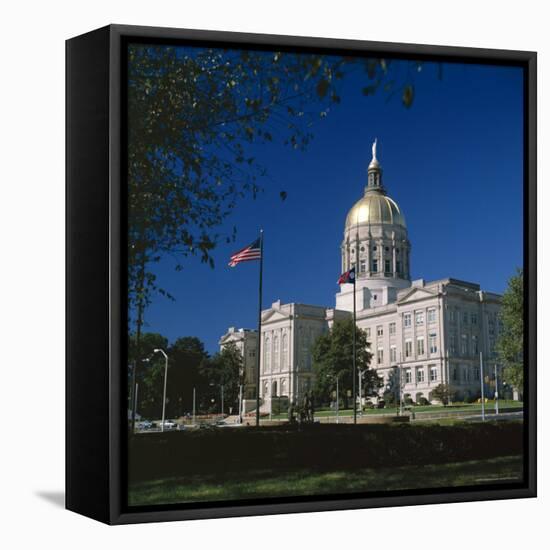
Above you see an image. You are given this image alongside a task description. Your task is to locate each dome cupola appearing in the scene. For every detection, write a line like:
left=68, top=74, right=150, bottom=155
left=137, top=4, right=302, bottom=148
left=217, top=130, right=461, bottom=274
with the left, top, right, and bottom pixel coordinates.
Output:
left=339, top=139, right=411, bottom=294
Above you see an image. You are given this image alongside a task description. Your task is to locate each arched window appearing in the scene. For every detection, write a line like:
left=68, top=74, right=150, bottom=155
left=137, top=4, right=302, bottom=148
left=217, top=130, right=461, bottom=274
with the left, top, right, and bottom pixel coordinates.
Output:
left=282, top=333, right=288, bottom=369
left=273, top=335, right=279, bottom=371
left=281, top=378, right=287, bottom=397
left=264, top=337, right=271, bottom=372
left=271, top=380, right=278, bottom=397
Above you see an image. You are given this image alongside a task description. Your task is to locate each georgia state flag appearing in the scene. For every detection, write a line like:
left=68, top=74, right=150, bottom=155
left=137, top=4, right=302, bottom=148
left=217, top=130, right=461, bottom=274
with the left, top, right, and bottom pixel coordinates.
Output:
left=337, top=267, right=356, bottom=285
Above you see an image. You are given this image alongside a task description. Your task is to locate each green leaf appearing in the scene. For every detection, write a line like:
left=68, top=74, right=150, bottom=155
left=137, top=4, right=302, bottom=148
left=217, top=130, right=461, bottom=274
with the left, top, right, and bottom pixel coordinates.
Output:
left=316, top=79, right=330, bottom=99
left=402, top=85, right=415, bottom=108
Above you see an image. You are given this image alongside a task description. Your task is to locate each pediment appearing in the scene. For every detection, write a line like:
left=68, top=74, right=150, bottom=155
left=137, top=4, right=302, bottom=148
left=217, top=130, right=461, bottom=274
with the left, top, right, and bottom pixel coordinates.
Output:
left=397, top=286, right=438, bottom=304
left=261, top=309, right=291, bottom=323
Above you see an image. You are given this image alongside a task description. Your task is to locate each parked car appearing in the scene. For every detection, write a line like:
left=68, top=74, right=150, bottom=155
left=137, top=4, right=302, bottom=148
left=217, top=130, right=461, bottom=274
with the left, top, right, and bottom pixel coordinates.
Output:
left=161, top=419, right=177, bottom=430
left=137, top=420, right=153, bottom=430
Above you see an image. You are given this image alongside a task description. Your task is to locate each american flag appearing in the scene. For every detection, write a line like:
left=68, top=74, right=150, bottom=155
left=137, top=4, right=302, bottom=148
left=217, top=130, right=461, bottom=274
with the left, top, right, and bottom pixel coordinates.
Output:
left=228, top=237, right=262, bottom=267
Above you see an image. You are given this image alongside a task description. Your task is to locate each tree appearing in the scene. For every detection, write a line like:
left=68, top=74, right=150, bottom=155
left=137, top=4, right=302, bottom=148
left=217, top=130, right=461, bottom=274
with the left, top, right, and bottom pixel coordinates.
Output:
left=166, top=337, right=209, bottom=417
left=382, top=366, right=401, bottom=407
left=496, top=269, right=524, bottom=395
left=431, top=383, right=452, bottom=407
left=312, top=319, right=381, bottom=407
left=128, top=332, right=168, bottom=413
left=200, top=342, right=243, bottom=414
left=127, top=46, right=426, bottom=341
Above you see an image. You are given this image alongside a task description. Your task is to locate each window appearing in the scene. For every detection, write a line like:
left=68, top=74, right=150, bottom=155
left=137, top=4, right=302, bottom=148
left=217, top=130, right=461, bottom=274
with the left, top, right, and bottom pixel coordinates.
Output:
left=427, top=308, right=436, bottom=323
left=405, top=369, right=412, bottom=384
left=471, top=313, right=478, bottom=325
left=416, top=311, right=424, bottom=325
left=273, top=335, right=279, bottom=370
left=404, top=313, right=412, bottom=327
left=264, top=337, right=271, bottom=372
left=372, top=259, right=378, bottom=272
left=461, top=334, right=468, bottom=355
left=365, top=327, right=371, bottom=338
left=452, top=367, right=458, bottom=381
left=462, top=312, right=469, bottom=324
left=359, top=259, right=366, bottom=273
left=377, top=325, right=383, bottom=337
left=473, top=367, right=480, bottom=380
left=417, top=337, right=425, bottom=356
left=405, top=339, right=412, bottom=358
left=384, top=259, right=391, bottom=274
left=282, top=333, right=288, bottom=369
left=429, top=365, right=438, bottom=382
left=377, top=348, right=384, bottom=364
left=385, top=246, right=390, bottom=252
left=389, top=322, right=396, bottom=335
left=449, top=333, right=457, bottom=355
left=429, top=332, right=437, bottom=354
left=417, top=368, right=425, bottom=383
left=449, top=309, right=457, bottom=322
left=396, top=261, right=402, bottom=274
left=471, top=334, right=478, bottom=355
left=390, top=346, right=397, bottom=363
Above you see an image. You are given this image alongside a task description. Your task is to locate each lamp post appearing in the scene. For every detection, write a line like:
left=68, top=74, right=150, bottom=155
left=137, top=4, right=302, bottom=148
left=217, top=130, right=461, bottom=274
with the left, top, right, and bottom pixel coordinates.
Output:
left=192, top=386, right=196, bottom=426
left=327, top=373, right=340, bottom=424
left=358, top=369, right=363, bottom=417
left=494, top=363, right=499, bottom=416
left=153, top=348, right=169, bottom=432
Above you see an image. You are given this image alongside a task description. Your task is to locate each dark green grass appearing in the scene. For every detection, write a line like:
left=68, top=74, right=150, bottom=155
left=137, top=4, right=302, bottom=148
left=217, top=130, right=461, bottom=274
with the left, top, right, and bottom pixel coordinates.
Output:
left=129, top=455, right=523, bottom=506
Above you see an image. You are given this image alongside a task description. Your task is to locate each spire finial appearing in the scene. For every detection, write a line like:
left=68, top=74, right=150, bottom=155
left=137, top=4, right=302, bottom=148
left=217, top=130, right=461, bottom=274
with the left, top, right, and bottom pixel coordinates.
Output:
left=366, top=138, right=384, bottom=193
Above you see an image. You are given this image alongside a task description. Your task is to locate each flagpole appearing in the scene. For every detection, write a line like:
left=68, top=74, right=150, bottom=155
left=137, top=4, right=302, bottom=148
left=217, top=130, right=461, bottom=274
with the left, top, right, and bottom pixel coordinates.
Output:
left=352, top=274, right=357, bottom=425
left=255, top=229, right=264, bottom=427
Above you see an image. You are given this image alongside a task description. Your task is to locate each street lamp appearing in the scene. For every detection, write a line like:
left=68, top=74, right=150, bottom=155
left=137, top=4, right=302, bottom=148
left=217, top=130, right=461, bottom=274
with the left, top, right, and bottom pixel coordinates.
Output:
left=153, top=348, right=169, bottom=432
left=358, top=369, right=363, bottom=417
left=326, top=373, right=340, bottom=424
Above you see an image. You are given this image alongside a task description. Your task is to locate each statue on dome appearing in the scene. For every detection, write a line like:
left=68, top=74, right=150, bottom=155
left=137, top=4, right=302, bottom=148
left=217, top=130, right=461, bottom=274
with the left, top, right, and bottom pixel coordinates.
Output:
left=372, top=138, right=378, bottom=161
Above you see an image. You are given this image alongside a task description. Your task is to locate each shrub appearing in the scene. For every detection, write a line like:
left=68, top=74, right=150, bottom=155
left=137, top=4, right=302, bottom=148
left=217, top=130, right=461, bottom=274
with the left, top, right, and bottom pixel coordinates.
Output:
left=417, top=397, right=430, bottom=406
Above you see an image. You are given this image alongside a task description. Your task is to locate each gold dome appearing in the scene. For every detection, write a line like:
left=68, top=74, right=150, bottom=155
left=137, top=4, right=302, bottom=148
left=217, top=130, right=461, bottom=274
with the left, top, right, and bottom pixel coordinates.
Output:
left=345, top=189, right=406, bottom=228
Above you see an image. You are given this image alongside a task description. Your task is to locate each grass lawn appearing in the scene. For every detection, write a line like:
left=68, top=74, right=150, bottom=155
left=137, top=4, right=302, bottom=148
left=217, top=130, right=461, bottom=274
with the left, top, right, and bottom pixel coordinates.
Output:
left=269, top=401, right=523, bottom=420
left=128, top=455, right=523, bottom=506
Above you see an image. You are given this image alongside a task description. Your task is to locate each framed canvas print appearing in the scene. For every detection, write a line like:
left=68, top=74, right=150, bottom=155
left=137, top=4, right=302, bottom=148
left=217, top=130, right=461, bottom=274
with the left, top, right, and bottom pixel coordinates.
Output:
left=66, top=24, right=537, bottom=525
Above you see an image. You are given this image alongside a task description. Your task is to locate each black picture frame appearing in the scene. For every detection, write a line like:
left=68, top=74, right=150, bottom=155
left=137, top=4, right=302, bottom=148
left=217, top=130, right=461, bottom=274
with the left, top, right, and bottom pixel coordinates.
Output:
left=66, top=24, right=537, bottom=525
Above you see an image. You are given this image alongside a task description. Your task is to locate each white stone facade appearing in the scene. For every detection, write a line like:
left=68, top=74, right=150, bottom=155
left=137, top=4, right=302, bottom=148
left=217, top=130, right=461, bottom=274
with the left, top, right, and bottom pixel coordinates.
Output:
left=220, top=143, right=502, bottom=411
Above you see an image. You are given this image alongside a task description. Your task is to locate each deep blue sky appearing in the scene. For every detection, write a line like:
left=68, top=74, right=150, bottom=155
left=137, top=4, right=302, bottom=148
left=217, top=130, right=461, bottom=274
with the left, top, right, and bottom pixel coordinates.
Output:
left=138, top=54, right=524, bottom=354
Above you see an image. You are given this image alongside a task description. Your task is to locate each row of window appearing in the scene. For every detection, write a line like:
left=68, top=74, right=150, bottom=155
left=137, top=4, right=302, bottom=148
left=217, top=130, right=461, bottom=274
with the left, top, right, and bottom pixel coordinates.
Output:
left=404, top=308, right=437, bottom=327
left=403, top=365, right=439, bottom=384
left=263, top=333, right=289, bottom=372
left=375, top=334, right=439, bottom=365
left=355, top=258, right=403, bottom=275
left=350, top=245, right=402, bottom=255
left=451, top=365, right=481, bottom=383
left=449, top=333, right=480, bottom=357
left=448, top=309, right=479, bottom=326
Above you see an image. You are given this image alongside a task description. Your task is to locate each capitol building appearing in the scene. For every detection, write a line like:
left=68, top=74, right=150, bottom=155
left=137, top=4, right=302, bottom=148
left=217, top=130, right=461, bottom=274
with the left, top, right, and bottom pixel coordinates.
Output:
left=220, top=142, right=502, bottom=413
